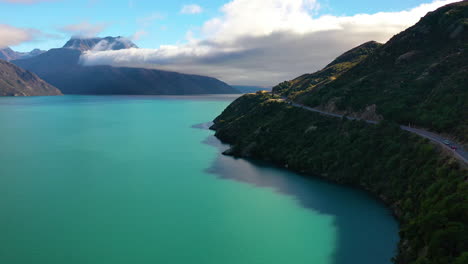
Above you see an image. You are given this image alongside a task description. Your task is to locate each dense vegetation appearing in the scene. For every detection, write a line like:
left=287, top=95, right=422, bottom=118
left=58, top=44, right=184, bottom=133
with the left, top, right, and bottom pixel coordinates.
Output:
left=274, top=2, right=468, bottom=143
left=212, top=93, right=467, bottom=264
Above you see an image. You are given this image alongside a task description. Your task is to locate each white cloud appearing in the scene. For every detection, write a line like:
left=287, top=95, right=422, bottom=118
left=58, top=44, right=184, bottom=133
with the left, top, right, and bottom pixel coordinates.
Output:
left=59, top=21, right=108, bottom=38
left=0, top=24, right=42, bottom=48
left=181, top=4, right=203, bottom=14
left=81, top=0, right=462, bottom=85
left=202, top=0, right=321, bottom=40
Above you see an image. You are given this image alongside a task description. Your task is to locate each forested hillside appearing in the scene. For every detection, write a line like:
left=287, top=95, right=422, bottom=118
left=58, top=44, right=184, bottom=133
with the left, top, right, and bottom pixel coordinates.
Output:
left=212, top=93, right=467, bottom=264
left=275, top=1, right=468, bottom=143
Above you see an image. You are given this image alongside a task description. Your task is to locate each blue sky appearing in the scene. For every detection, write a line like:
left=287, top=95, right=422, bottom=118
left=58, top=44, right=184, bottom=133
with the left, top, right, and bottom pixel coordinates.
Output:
left=1, top=0, right=439, bottom=52
left=0, top=0, right=460, bottom=85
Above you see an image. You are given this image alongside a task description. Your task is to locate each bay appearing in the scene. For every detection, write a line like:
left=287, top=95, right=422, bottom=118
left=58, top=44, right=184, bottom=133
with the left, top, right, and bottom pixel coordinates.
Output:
left=0, top=95, right=398, bottom=264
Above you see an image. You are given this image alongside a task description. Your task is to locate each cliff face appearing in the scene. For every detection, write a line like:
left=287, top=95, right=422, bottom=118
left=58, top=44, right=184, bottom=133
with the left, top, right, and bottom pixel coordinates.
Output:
left=212, top=93, right=467, bottom=264
left=0, top=59, right=62, bottom=96
left=275, top=1, right=468, bottom=143
left=13, top=45, right=238, bottom=95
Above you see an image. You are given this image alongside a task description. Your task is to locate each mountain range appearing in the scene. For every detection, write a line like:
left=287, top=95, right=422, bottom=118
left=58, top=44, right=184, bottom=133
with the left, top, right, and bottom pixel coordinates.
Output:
left=6, top=36, right=238, bottom=95
left=0, top=47, right=46, bottom=61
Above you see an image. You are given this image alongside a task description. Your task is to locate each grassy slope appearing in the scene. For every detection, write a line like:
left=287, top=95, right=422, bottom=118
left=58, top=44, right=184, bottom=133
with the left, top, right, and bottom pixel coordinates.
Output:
left=273, top=41, right=382, bottom=98
left=275, top=2, right=468, bottom=143
left=212, top=93, right=468, bottom=264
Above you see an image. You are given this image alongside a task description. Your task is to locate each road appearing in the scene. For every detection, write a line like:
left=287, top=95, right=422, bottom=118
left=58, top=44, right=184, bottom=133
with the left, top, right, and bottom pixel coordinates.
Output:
left=284, top=98, right=468, bottom=164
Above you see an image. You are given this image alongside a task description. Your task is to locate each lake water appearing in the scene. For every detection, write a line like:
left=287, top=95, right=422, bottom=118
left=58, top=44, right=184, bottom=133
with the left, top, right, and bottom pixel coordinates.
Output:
left=0, top=95, right=398, bottom=264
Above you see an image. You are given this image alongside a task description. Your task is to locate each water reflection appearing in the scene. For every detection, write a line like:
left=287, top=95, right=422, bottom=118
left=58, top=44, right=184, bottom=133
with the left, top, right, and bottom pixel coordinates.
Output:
left=198, top=126, right=399, bottom=264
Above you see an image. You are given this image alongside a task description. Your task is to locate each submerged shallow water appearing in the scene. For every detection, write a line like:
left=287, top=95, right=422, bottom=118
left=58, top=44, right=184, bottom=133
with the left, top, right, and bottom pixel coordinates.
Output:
left=0, top=95, right=398, bottom=264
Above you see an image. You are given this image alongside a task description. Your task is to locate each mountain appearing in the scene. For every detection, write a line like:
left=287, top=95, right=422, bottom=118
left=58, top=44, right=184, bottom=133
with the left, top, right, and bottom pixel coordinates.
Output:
left=279, top=1, right=468, bottom=142
left=0, top=59, right=62, bottom=96
left=211, top=2, right=468, bottom=264
left=212, top=92, right=467, bottom=264
left=0, top=47, right=18, bottom=61
left=25, top=48, right=46, bottom=58
left=12, top=37, right=238, bottom=95
left=0, top=47, right=46, bottom=61
left=63, top=36, right=138, bottom=51
left=273, top=41, right=382, bottom=97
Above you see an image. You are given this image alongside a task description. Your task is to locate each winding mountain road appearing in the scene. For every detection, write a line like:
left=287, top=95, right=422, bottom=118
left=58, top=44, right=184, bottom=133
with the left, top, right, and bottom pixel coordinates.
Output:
left=283, top=98, right=468, bottom=164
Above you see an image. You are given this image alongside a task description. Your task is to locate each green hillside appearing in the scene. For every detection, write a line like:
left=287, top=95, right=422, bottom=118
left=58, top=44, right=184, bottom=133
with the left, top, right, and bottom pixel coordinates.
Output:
left=273, top=41, right=382, bottom=98
left=212, top=92, right=467, bottom=264
left=276, top=1, right=468, bottom=143
left=212, top=2, right=468, bottom=264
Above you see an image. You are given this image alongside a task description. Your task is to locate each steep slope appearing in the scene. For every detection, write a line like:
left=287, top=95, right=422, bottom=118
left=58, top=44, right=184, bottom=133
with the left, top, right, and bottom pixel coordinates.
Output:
left=13, top=48, right=237, bottom=95
left=0, top=47, right=18, bottom=61
left=273, top=41, right=382, bottom=97
left=212, top=92, right=467, bottom=264
left=210, top=2, right=468, bottom=264
left=294, top=1, right=468, bottom=142
left=0, top=59, right=62, bottom=96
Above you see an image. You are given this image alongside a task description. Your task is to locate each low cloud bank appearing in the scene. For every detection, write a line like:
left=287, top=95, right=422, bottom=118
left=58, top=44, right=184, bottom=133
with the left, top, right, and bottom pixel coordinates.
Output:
left=81, top=0, right=461, bottom=85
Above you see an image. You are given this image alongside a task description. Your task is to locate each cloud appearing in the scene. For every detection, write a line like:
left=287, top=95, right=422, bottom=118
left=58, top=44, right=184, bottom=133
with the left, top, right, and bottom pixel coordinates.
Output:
left=81, top=0, right=462, bottom=86
left=181, top=4, right=203, bottom=14
left=59, top=21, right=108, bottom=38
left=131, top=30, right=148, bottom=41
left=0, top=0, right=57, bottom=4
left=0, top=24, right=44, bottom=48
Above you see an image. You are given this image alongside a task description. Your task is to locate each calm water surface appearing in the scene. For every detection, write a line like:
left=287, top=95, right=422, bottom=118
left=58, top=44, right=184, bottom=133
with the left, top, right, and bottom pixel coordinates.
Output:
left=0, top=95, right=398, bottom=264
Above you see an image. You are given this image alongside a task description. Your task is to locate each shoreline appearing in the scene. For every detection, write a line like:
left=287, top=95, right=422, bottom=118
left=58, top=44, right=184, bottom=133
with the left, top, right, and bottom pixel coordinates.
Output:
left=211, top=93, right=467, bottom=263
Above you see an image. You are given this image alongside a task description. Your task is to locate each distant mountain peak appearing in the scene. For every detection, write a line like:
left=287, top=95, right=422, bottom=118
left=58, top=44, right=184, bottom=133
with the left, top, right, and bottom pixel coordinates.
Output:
left=12, top=46, right=239, bottom=95
left=0, top=47, right=17, bottom=61
left=63, top=36, right=138, bottom=52
left=0, top=47, right=46, bottom=61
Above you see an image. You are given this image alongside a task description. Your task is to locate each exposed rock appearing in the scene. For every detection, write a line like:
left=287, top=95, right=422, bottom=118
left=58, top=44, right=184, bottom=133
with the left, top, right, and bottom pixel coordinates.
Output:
left=63, top=36, right=138, bottom=51
left=0, top=59, right=62, bottom=96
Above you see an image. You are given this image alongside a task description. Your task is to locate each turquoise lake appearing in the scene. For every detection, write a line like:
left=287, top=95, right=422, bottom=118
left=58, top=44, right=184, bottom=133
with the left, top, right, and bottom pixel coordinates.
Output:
left=0, top=95, right=398, bottom=264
